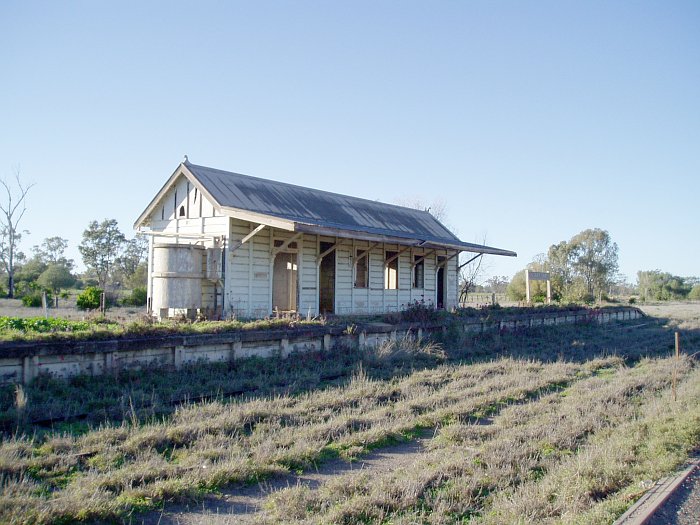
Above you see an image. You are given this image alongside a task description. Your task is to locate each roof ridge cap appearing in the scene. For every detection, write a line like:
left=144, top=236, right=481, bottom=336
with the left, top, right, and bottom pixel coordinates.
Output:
left=186, top=162, right=440, bottom=217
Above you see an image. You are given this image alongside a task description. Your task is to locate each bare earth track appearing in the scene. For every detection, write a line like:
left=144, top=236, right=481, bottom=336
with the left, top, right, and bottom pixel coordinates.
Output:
left=140, top=431, right=436, bottom=525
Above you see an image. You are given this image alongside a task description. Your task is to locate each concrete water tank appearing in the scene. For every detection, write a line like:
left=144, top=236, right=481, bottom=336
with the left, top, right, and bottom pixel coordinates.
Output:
left=151, top=244, right=204, bottom=316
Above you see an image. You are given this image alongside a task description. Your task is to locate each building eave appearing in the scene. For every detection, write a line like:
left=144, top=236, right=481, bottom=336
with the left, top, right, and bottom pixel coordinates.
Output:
left=294, top=222, right=517, bottom=256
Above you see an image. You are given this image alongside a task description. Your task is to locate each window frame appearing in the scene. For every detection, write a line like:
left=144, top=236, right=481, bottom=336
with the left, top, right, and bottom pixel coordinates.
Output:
left=354, top=249, right=369, bottom=288
left=413, top=255, right=425, bottom=289
left=384, top=250, right=399, bottom=290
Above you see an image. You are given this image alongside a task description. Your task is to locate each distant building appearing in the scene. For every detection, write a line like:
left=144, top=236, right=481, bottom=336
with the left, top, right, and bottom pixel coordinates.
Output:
left=134, top=159, right=516, bottom=319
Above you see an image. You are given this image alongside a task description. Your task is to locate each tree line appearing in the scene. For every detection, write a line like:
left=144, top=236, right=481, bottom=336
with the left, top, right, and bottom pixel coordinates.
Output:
left=0, top=172, right=147, bottom=307
left=498, top=228, right=699, bottom=303
left=4, top=220, right=147, bottom=308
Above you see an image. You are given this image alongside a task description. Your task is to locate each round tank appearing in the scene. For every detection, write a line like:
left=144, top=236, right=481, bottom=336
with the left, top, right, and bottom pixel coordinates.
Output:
left=151, top=244, right=204, bottom=311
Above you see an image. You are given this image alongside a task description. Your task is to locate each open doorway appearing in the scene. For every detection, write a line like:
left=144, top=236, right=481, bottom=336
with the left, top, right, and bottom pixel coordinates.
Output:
left=319, top=241, right=335, bottom=314
left=436, top=256, right=446, bottom=309
left=272, top=252, right=297, bottom=312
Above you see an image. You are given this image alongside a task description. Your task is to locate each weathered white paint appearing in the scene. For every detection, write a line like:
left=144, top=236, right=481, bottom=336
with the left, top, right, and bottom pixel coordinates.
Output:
left=138, top=173, right=464, bottom=318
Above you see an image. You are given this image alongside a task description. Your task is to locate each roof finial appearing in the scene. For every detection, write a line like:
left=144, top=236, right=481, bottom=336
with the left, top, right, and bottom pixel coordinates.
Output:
left=183, top=155, right=189, bottom=164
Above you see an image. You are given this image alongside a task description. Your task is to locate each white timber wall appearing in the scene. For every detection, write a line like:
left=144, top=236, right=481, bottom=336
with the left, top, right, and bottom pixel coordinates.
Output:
left=227, top=220, right=274, bottom=318
left=146, top=175, right=228, bottom=240
left=224, top=226, right=460, bottom=318
left=144, top=175, right=461, bottom=318
left=299, top=234, right=318, bottom=316
left=145, top=175, right=228, bottom=314
left=447, top=255, right=458, bottom=309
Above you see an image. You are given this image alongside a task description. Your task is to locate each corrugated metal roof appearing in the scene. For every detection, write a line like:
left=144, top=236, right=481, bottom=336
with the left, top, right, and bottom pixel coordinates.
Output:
left=140, top=161, right=516, bottom=257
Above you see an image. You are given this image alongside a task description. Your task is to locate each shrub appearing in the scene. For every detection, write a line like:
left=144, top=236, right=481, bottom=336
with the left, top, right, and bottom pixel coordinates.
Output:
left=398, top=299, right=443, bottom=324
left=122, top=287, right=147, bottom=307
left=689, top=285, right=700, bottom=301
left=21, top=291, right=52, bottom=308
left=77, top=287, right=104, bottom=310
left=581, top=293, right=596, bottom=304
left=0, top=317, right=90, bottom=333
left=21, top=294, right=43, bottom=307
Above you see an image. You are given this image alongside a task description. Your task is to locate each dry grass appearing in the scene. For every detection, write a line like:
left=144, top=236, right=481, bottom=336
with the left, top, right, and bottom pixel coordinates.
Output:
left=637, top=301, right=700, bottom=330
left=0, top=304, right=698, bottom=524
left=0, top=355, right=620, bottom=524
left=255, top=357, right=698, bottom=524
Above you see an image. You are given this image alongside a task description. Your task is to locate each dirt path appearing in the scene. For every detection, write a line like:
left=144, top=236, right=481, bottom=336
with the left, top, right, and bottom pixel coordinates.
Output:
left=136, top=429, right=436, bottom=525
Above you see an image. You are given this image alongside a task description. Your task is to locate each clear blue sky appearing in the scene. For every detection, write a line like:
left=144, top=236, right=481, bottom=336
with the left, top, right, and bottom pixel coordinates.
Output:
left=1, top=1, right=698, bottom=283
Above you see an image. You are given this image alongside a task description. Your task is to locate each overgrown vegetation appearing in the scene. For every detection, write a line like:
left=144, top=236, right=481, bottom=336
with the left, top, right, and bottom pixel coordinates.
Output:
left=7, top=222, right=147, bottom=310
left=0, top=304, right=628, bottom=343
left=261, top=358, right=700, bottom=525
left=75, top=286, right=103, bottom=310
left=2, top=314, right=686, bottom=429
left=508, top=228, right=619, bottom=303
left=0, top=317, right=90, bottom=334
left=0, top=314, right=327, bottom=343
left=0, top=309, right=697, bottom=524
left=637, top=270, right=700, bottom=302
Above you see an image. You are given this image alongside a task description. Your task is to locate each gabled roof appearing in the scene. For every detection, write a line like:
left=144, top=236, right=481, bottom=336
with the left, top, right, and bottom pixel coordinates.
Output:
left=135, top=160, right=516, bottom=257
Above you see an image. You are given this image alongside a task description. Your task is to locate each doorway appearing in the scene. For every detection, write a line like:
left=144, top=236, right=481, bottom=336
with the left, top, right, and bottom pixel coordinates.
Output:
left=272, top=252, right=297, bottom=312
left=436, top=257, right=446, bottom=309
left=319, top=241, right=335, bottom=314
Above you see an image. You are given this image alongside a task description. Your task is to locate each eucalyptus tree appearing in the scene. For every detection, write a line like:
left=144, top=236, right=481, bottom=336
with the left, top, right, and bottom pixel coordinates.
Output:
left=32, top=236, right=75, bottom=271
left=79, top=219, right=126, bottom=289
left=0, top=169, right=34, bottom=298
left=569, top=228, right=619, bottom=297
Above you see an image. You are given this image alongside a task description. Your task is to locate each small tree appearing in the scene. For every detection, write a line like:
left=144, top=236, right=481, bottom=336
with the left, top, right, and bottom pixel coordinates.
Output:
left=689, top=285, right=700, bottom=301
left=114, top=234, right=148, bottom=288
left=79, top=219, right=126, bottom=289
left=458, top=234, right=492, bottom=303
left=570, top=229, right=619, bottom=299
left=637, top=270, right=693, bottom=301
left=507, top=265, right=549, bottom=303
left=542, top=228, right=619, bottom=302
left=32, top=237, right=75, bottom=271
left=459, top=253, right=486, bottom=303
left=546, top=240, right=576, bottom=298
left=484, top=275, right=509, bottom=294
left=76, top=286, right=104, bottom=310
left=0, top=169, right=34, bottom=298
left=37, top=264, right=76, bottom=307
left=13, top=256, right=47, bottom=296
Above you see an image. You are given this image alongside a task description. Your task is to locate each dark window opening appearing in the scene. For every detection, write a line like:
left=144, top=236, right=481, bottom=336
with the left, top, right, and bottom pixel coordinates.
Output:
left=413, top=255, right=424, bottom=289
left=319, top=241, right=335, bottom=314
left=354, top=250, right=368, bottom=288
left=179, top=205, right=186, bottom=217
left=437, top=256, right=446, bottom=308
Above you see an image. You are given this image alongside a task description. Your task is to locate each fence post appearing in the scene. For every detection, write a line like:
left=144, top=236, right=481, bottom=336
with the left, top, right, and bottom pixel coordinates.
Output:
left=42, top=291, right=49, bottom=319
left=672, top=332, right=680, bottom=402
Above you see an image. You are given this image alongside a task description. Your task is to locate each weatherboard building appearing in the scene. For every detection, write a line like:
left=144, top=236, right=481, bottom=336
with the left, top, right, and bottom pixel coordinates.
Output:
left=134, top=159, right=516, bottom=319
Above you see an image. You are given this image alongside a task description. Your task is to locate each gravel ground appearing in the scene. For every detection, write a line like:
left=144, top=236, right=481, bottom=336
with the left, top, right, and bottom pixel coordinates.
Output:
left=647, top=461, right=700, bottom=525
